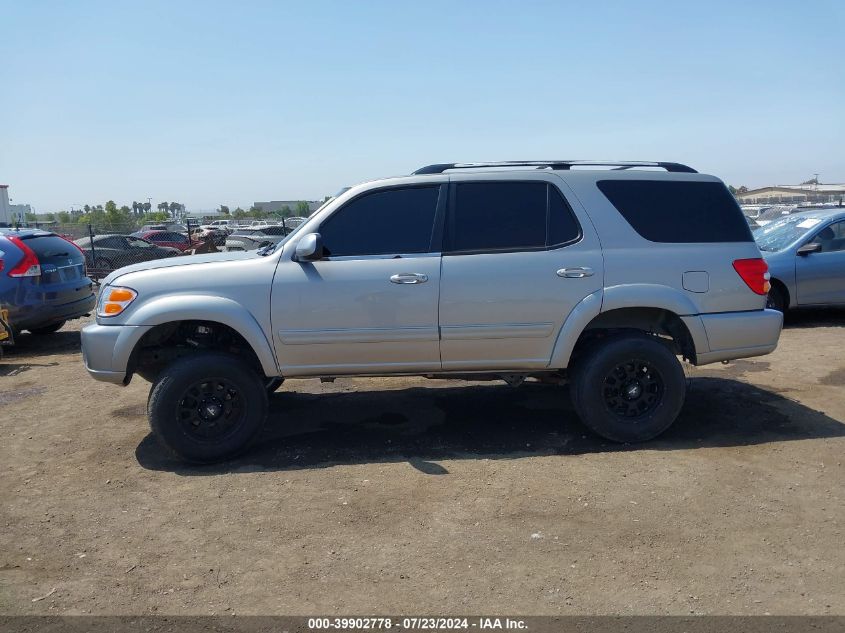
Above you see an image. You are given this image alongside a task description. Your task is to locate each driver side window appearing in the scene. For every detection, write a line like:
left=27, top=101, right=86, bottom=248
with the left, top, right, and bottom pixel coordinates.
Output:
left=812, top=220, right=845, bottom=252
left=319, top=185, right=441, bottom=257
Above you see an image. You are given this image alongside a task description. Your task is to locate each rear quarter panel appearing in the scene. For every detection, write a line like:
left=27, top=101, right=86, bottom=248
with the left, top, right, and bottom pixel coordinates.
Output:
left=557, top=171, right=766, bottom=315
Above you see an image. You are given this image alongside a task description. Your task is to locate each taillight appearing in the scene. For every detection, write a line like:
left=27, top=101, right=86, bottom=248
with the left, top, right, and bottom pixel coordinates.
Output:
left=6, top=236, right=41, bottom=278
left=733, top=258, right=770, bottom=295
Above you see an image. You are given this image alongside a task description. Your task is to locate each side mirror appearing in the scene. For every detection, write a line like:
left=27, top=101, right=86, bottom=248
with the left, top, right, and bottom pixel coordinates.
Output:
left=797, top=242, right=822, bottom=256
left=294, top=233, right=323, bottom=261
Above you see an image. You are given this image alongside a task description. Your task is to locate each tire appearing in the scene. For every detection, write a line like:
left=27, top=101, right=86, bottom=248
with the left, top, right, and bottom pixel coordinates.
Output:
left=147, top=352, right=268, bottom=463
left=766, top=283, right=786, bottom=312
left=571, top=333, right=686, bottom=443
left=28, top=320, right=66, bottom=335
left=265, top=377, right=284, bottom=393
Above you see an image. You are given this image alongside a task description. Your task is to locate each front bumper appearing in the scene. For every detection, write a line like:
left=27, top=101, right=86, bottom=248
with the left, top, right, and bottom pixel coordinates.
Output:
left=694, top=308, right=783, bottom=365
left=81, top=321, right=153, bottom=384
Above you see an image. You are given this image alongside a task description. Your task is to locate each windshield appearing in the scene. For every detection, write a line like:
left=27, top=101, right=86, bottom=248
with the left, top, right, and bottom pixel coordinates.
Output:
left=754, top=215, right=824, bottom=252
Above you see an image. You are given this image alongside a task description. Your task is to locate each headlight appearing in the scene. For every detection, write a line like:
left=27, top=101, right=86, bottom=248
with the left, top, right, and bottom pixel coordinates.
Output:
left=97, top=285, right=138, bottom=317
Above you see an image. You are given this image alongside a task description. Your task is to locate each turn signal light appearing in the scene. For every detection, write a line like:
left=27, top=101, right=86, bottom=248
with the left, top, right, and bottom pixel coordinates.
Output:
left=98, top=286, right=138, bottom=317
left=732, top=258, right=771, bottom=296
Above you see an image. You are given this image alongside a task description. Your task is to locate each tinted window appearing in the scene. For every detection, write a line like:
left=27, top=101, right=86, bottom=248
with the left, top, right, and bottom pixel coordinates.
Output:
left=447, top=182, right=580, bottom=252
left=262, top=226, right=286, bottom=235
left=320, top=186, right=440, bottom=256
left=97, top=236, right=127, bottom=249
left=597, top=180, right=753, bottom=243
left=21, top=234, right=84, bottom=265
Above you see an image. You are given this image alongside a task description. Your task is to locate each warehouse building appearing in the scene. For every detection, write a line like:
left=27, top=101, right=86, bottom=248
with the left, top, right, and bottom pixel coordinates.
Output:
left=736, top=183, right=845, bottom=205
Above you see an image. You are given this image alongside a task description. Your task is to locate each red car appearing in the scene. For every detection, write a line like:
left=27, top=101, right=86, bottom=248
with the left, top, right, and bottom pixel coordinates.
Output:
left=130, top=230, right=193, bottom=251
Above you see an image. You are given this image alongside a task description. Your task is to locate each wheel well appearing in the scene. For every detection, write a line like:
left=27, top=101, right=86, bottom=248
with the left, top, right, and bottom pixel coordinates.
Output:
left=770, top=278, right=790, bottom=306
left=128, top=320, right=266, bottom=383
left=572, top=307, right=696, bottom=365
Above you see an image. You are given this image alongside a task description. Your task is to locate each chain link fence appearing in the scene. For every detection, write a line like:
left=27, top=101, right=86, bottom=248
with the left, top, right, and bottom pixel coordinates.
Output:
left=41, top=219, right=218, bottom=281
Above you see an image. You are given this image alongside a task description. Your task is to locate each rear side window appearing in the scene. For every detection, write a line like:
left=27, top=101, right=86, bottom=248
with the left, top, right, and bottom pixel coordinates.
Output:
left=446, top=182, right=580, bottom=253
left=320, top=185, right=440, bottom=256
left=597, top=180, right=753, bottom=243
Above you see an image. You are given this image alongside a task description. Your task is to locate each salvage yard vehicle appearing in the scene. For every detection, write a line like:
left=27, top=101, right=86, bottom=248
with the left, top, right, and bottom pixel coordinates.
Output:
left=130, top=229, right=193, bottom=252
left=755, top=208, right=845, bottom=311
left=74, top=234, right=181, bottom=271
left=81, top=160, right=783, bottom=463
left=0, top=228, right=96, bottom=335
left=224, top=225, right=289, bottom=251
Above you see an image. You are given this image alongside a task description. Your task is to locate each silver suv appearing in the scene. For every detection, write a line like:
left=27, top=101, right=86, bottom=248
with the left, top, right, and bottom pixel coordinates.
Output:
left=81, top=160, right=783, bottom=462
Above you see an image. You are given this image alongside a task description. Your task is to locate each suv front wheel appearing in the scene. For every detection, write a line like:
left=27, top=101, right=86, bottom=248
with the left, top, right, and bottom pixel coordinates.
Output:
left=571, top=334, right=686, bottom=443
left=148, top=352, right=268, bottom=463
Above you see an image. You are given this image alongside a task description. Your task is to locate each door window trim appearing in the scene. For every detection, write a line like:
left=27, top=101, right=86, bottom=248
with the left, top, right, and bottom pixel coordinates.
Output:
left=442, top=180, right=583, bottom=256
left=316, top=183, right=448, bottom=259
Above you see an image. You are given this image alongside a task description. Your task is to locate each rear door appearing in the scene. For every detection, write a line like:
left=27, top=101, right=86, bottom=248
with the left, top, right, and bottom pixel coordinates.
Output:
left=438, top=175, right=603, bottom=370
left=796, top=219, right=845, bottom=305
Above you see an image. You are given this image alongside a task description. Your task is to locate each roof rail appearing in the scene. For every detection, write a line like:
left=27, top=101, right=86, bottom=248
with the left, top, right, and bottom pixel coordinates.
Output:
left=412, top=160, right=697, bottom=175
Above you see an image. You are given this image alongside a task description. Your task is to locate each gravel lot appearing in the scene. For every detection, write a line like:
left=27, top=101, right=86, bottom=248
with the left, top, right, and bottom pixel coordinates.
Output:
left=1, top=311, right=843, bottom=615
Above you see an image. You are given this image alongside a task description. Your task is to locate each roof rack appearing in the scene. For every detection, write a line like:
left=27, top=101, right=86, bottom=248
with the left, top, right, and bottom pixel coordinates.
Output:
left=412, top=160, right=697, bottom=175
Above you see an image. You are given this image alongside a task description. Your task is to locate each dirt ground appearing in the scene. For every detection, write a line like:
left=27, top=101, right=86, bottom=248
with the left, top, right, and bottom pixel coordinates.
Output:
left=1, top=311, right=843, bottom=616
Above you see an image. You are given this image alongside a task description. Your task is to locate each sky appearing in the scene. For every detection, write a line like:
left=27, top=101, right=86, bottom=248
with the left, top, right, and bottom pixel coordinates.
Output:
left=2, top=0, right=843, bottom=213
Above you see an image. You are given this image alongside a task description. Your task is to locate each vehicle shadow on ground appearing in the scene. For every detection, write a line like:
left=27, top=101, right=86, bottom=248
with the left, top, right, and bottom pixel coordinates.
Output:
left=783, top=307, right=845, bottom=329
left=136, top=376, right=845, bottom=475
left=0, top=331, right=81, bottom=361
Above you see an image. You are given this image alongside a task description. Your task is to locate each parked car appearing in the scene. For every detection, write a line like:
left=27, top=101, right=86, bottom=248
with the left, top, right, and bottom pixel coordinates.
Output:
left=191, top=227, right=228, bottom=246
left=80, top=159, right=782, bottom=463
left=0, top=228, right=96, bottom=334
left=755, top=208, right=845, bottom=311
left=224, top=225, right=289, bottom=251
left=131, top=229, right=193, bottom=252
left=74, top=234, right=181, bottom=271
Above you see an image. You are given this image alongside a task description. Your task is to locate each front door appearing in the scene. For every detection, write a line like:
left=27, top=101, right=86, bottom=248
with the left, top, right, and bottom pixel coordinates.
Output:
left=272, top=183, right=446, bottom=375
left=796, top=219, right=845, bottom=305
left=438, top=176, right=603, bottom=370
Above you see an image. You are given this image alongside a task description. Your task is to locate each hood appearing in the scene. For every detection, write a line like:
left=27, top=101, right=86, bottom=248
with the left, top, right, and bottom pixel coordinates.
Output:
left=102, top=250, right=257, bottom=286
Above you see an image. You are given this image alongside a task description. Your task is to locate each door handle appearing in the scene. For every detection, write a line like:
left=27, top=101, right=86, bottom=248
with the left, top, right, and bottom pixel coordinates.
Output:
left=557, top=267, right=594, bottom=278
left=390, top=273, right=429, bottom=284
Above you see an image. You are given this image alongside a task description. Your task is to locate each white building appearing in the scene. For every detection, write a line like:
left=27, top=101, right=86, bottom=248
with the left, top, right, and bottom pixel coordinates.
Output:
left=0, top=185, right=22, bottom=225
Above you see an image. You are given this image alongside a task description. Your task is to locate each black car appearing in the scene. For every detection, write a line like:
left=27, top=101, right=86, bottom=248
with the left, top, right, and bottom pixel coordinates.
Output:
left=0, top=228, right=96, bottom=334
left=74, top=234, right=181, bottom=272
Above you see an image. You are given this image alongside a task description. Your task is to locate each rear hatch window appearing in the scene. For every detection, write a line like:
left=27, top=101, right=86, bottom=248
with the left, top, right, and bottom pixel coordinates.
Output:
left=597, top=180, right=753, bottom=243
left=20, top=233, right=87, bottom=283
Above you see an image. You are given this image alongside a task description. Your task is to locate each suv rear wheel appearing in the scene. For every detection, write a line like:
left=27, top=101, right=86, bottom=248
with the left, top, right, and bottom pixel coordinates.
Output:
left=148, top=352, right=268, bottom=463
left=571, top=333, right=686, bottom=443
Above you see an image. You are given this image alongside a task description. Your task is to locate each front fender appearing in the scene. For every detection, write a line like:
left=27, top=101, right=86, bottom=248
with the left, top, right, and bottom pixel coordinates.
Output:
left=123, top=294, right=278, bottom=376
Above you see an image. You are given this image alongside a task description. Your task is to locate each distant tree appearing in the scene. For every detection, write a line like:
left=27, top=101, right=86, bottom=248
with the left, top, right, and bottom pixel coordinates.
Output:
left=219, top=205, right=230, bottom=216
left=157, top=201, right=169, bottom=214
left=143, top=202, right=152, bottom=213
left=25, top=212, right=37, bottom=222
left=801, top=177, right=819, bottom=185
left=295, top=201, right=310, bottom=216
left=57, top=211, right=71, bottom=223
left=250, top=205, right=268, bottom=219
left=728, top=185, right=738, bottom=195
left=45, top=212, right=56, bottom=222
left=738, top=186, right=749, bottom=194
left=83, top=204, right=91, bottom=214
left=277, top=205, right=293, bottom=218
left=232, top=207, right=246, bottom=219
left=168, top=202, right=184, bottom=218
